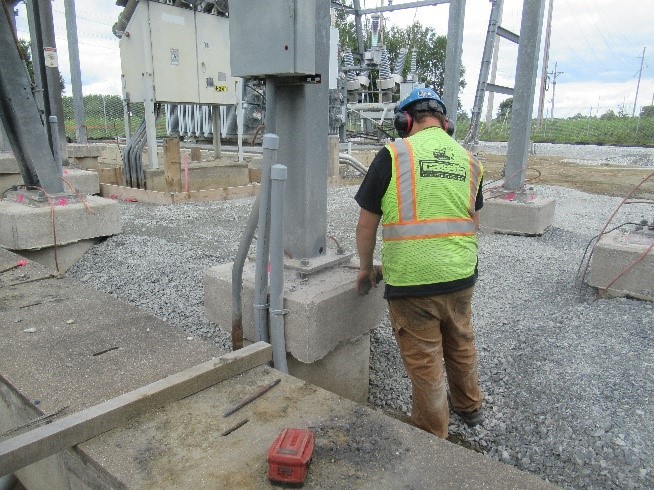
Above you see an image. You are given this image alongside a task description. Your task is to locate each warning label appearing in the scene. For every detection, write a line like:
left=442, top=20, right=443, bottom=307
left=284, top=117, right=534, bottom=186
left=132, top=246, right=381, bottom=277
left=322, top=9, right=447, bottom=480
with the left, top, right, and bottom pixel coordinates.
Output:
left=44, top=47, right=58, bottom=68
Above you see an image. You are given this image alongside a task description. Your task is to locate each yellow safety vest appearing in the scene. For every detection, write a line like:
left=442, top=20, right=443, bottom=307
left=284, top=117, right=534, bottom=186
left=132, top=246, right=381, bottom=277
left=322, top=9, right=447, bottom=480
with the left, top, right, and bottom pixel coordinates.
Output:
left=381, top=127, right=483, bottom=286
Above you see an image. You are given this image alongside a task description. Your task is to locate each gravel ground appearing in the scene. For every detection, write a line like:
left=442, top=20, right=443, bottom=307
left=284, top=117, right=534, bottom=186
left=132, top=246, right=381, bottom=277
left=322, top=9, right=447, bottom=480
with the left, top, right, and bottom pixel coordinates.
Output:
left=477, top=141, right=654, bottom=167
left=67, top=150, right=653, bottom=489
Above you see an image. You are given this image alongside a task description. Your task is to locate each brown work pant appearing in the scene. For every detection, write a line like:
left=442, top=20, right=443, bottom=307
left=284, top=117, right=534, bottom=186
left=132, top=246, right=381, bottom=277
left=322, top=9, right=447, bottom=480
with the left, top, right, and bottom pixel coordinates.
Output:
left=388, top=287, right=483, bottom=439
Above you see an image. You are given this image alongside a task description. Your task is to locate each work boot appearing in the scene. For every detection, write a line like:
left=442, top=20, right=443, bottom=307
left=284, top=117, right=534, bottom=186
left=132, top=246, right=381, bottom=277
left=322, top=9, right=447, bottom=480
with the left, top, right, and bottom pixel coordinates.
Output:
left=453, top=408, right=484, bottom=427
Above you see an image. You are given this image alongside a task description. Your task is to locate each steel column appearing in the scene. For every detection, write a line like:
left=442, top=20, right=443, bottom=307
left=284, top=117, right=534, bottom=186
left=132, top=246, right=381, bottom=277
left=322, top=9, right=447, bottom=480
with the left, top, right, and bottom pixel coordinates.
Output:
left=504, top=0, right=546, bottom=191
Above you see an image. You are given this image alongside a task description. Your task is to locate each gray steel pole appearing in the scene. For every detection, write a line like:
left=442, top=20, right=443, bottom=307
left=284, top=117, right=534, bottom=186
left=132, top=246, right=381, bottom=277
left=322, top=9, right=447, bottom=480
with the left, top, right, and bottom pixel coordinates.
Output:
left=352, top=0, right=365, bottom=59
left=443, top=0, right=466, bottom=134
left=253, top=134, right=279, bottom=343
left=632, top=47, right=646, bottom=117
left=48, top=116, right=63, bottom=178
left=63, top=0, right=87, bottom=143
left=25, top=0, right=68, bottom=166
left=536, top=0, right=553, bottom=127
left=275, top=0, right=330, bottom=260
left=504, top=0, right=546, bottom=191
left=269, top=163, right=289, bottom=373
left=0, top=10, right=63, bottom=194
left=485, top=0, right=504, bottom=126
left=212, top=105, right=221, bottom=159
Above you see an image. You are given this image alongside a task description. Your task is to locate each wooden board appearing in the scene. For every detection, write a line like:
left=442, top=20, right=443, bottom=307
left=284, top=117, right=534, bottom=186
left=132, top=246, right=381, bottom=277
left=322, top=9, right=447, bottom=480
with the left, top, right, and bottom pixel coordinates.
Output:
left=0, top=342, right=272, bottom=476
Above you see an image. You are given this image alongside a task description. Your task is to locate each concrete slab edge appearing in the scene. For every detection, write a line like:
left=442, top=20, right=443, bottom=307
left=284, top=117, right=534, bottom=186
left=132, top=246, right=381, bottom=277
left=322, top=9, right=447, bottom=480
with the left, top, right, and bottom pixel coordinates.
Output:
left=100, top=183, right=260, bottom=204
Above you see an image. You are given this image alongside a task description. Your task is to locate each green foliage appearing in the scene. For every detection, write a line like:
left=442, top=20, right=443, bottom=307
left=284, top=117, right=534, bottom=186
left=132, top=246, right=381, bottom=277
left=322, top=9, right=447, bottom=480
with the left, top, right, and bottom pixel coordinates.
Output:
left=455, top=115, right=654, bottom=147
left=384, top=23, right=454, bottom=95
left=17, top=38, right=65, bottom=95
left=640, top=105, right=654, bottom=118
left=497, top=98, right=513, bottom=120
left=61, top=96, right=168, bottom=140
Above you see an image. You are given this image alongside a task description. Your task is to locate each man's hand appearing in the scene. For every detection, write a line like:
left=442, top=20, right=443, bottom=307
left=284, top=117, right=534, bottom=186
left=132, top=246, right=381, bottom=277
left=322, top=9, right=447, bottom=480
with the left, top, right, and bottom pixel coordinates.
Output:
left=355, top=209, right=382, bottom=295
left=356, top=265, right=383, bottom=296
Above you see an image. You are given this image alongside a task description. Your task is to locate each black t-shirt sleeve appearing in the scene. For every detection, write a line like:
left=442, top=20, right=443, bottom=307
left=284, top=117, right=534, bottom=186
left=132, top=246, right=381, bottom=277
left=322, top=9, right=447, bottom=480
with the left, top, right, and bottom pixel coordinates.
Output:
left=354, top=147, right=392, bottom=216
left=475, top=176, right=484, bottom=211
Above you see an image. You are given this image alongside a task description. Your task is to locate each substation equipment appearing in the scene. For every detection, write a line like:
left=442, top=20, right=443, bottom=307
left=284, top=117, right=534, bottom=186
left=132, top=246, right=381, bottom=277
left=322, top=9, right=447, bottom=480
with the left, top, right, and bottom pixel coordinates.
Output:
left=114, top=0, right=461, bottom=161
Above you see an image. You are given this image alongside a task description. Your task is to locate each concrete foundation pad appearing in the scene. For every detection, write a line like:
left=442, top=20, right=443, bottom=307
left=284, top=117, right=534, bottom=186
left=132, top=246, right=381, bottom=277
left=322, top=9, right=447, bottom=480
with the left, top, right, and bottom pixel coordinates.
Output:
left=586, top=229, right=654, bottom=300
left=145, top=160, right=249, bottom=192
left=1, top=167, right=100, bottom=196
left=61, top=168, right=100, bottom=195
left=17, top=238, right=99, bottom=273
left=205, top=259, right=385, bottom=400
left=480, top=194, right=556, bottom=236
left=67, top=144, right=103, bottom=170
left=0, top=173, right=23, bottom=193
left=205, top=259, right=385, bottom=364
left=0, top=195, right=121, bottom=251
left=0, top=152, right=18, bottom=173
left=287, top=333, right=370, bottom=403
left=100, top=182, right=259, bottom=204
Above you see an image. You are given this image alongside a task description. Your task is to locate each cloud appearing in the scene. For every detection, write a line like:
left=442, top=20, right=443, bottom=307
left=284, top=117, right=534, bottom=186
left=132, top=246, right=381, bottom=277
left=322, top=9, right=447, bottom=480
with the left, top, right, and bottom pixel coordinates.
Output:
left=12, top=0, right=653, bottom=119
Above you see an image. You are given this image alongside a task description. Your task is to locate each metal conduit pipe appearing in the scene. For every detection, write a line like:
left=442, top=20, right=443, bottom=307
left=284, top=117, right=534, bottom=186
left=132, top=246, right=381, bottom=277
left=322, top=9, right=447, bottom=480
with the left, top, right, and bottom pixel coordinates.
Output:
left=339, top=153, right=368, bottom=175
left=123, top=120, right=146, bottom=187
left=112, top=0, right=138, bottom=38
left=348, top=103, right=397, bottom=112
left=133, top=125, right=149, bottom=189
left=269, top=164, right=289, bottom=373
left=253, top=134, right=279, bottom=343
left=128, top=123, right=147, bottom=188
left=231, top=192, right=260, bottom=351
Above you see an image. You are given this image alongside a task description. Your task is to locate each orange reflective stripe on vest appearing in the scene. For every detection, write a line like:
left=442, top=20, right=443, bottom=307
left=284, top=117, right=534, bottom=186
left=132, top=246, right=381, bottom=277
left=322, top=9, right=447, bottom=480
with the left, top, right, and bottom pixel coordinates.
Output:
left=384, top=137, right=477, bottom=241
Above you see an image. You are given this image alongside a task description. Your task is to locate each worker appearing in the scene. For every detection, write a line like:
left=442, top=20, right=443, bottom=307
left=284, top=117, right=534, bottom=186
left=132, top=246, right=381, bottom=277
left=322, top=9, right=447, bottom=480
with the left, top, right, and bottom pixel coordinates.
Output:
left=354, top=87, right=484, bottom=439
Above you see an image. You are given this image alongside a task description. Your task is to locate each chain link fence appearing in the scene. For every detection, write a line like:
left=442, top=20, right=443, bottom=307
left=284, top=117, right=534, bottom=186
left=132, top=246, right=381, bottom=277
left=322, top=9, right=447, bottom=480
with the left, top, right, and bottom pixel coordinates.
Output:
left=62, top=93, right=654, bottom=149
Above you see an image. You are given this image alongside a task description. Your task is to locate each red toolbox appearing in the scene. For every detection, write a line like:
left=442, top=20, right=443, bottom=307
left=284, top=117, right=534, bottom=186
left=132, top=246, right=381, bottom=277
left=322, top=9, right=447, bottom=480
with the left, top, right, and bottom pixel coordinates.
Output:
left=267, top=428, right=315, bottom=484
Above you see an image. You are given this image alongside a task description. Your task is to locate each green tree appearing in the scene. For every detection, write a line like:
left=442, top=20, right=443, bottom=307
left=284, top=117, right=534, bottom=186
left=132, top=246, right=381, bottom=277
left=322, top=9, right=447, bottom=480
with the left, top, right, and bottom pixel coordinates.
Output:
left=497, top=98, right=512, bottom=120
left=639, top=105, right=654, bottom=118
left=600, top=109, right=617, bottom=120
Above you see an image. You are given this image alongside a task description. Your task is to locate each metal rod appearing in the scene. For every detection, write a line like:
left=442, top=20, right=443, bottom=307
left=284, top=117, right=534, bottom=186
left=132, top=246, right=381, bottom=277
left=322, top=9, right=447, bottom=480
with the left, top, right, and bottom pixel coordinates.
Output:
left=222, top=378, right=281, bottom=417
left=221, top=418, right=249, bottom=436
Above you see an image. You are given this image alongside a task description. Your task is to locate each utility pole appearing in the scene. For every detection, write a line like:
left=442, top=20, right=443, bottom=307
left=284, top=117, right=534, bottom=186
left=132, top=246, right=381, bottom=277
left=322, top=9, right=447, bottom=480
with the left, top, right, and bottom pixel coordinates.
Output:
left=632, top=46, right=646, bottom=117
left=64, top=0, right=88, bottom=143
left=548, top=61, right=562, bottom=120
left=537, top=0, right=554, bottom=127
left=484, top=0, right=504, bottom=126
left=25, top=0, right=68, bottom=165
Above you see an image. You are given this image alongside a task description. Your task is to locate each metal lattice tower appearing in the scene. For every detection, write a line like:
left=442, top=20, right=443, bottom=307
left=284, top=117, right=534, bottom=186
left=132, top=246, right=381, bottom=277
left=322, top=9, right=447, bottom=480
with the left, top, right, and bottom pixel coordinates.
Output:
left=464, top=0, right=519, bottom=147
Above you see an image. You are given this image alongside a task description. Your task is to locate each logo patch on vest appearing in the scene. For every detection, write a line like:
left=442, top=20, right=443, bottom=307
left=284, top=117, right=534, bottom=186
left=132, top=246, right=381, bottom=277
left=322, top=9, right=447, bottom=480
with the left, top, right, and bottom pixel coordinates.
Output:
left=419, top=148, right=467, bottom=181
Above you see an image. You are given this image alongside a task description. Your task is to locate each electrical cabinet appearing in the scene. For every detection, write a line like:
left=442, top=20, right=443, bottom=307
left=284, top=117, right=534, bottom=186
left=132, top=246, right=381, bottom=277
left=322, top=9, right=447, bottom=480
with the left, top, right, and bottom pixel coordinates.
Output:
left=120, top=1, right=238, bottom=105
left=228, top=0, right=320, bottom=77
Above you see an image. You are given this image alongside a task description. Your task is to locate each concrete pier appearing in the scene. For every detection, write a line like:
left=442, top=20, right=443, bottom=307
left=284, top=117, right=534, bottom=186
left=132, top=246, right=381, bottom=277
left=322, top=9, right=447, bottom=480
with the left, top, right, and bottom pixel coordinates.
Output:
left=586, top=228, right=654, bottom=300
left=480, top=191, right=555, bottom=236
left=204, top=257, right=386, bottom=403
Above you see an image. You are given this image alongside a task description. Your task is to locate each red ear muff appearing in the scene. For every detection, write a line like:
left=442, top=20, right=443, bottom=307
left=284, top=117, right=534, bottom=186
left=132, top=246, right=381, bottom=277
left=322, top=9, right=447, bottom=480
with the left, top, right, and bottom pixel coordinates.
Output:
left=445, top=117, right=455, bottom=136
left=393, top=111, right=413, bottom=137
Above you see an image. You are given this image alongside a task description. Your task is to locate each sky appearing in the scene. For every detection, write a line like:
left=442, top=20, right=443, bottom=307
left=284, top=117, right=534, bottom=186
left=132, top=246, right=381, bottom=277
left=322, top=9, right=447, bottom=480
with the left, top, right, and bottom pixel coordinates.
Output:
left=11, top=0, right=653, bottom=119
